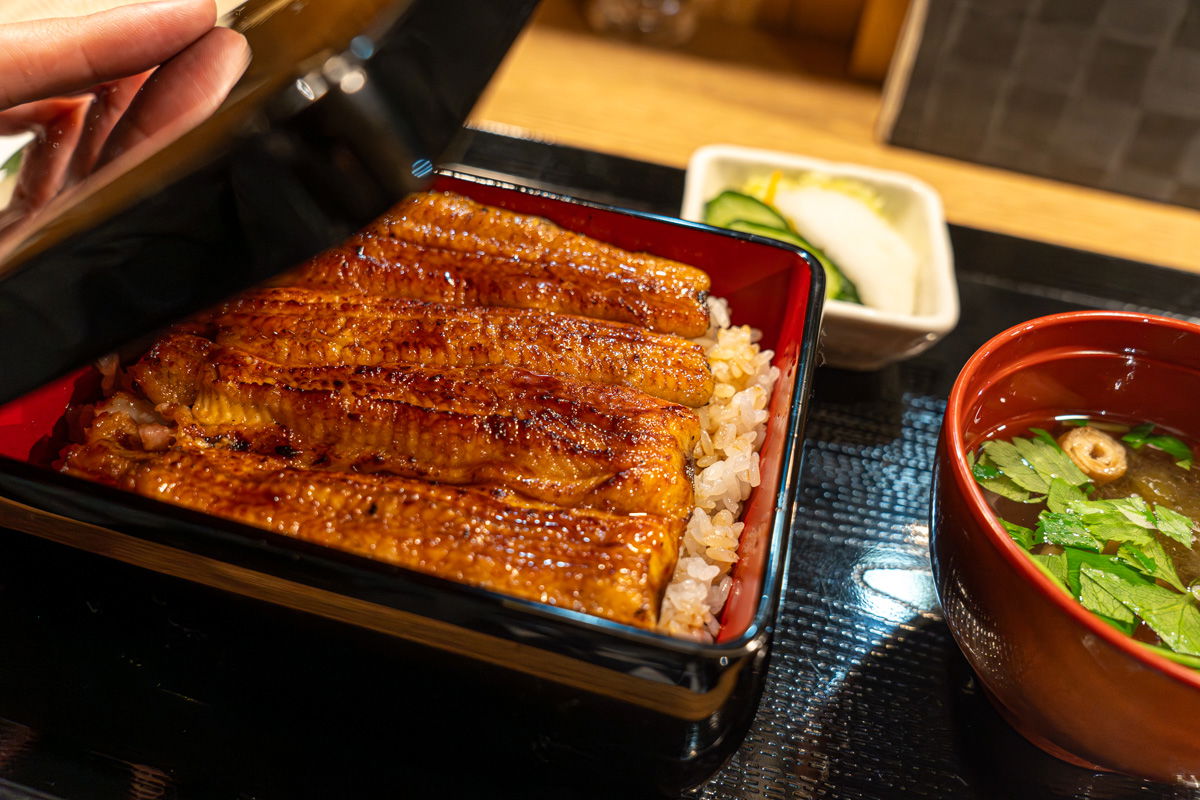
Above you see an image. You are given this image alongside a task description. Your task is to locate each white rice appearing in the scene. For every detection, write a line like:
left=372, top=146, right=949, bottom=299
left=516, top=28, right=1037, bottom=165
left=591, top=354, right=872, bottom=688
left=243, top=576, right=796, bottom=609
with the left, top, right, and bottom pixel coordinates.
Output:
left=659, top=298, right=779, bottom=641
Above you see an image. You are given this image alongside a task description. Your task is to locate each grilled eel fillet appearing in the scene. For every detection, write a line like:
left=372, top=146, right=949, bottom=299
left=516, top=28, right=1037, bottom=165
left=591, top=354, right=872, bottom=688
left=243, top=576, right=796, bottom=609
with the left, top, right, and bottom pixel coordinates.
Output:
left=181, top=287, right=714, bottom=407
left=61, top=443, right=682, bottom=629
left=126, top=335, right=699, bottom=518
left=280, top=191, right=712, bottom=338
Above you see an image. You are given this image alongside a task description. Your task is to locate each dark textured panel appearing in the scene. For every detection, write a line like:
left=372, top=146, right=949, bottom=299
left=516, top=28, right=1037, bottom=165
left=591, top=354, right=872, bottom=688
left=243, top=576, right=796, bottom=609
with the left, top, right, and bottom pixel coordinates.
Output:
left=919, top=64, right=1006, bottom=161
left=1049, top=96, right=1140, bottom=169
left=1037, top=0, right=1104, bottom=25
left=889, top=0, right=955, bottom=145
left=1084, top=38, right=1154, bottom=103
left=990, top=84, right=1067, bottom=144
left=1170, top=183, right=1200, bottom=208
left=1014, top=21, right=1092, bottom=91
left=1143, top=46, right=1200, bottom=117
left=948, top=6, right=1025, bottom=69
left=1098, top=0, right=1188, bottom=45
left=1124, top=112, right=1200, bottom=173
left=887, top=0, right=1200, bottom=209
left=1103, top=165, right=1175, bottom=201
left=1178, top=1, right=1200, bottom=50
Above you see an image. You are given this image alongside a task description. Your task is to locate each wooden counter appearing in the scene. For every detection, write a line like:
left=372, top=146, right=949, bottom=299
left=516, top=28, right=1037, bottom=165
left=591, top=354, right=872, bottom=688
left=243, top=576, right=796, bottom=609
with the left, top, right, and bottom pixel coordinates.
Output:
left=8, top=0, right=1199, bottom=273
left=470, top=1, right=1200, bottom=274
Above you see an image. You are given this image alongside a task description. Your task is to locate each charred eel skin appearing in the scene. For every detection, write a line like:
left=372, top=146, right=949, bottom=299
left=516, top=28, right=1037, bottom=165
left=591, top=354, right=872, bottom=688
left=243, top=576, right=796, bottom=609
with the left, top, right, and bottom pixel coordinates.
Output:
left=61, top=443, right=683, bottom=629
left=181, top=287, right=715, bottom=407
left=280, top=191, right=712, bottom=338
left=126, top=335, right=700, bottom=519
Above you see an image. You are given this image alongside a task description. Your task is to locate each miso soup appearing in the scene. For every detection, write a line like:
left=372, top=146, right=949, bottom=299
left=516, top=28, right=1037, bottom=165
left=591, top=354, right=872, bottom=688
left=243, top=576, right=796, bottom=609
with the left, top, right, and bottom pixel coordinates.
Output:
left=971, top=416, right=1200, bottom=668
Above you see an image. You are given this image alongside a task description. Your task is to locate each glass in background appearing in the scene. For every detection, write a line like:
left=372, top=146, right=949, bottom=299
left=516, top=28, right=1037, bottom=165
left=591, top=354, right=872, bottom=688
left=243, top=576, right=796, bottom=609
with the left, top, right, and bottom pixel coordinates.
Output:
left=583, top=0, right=699, bottom=46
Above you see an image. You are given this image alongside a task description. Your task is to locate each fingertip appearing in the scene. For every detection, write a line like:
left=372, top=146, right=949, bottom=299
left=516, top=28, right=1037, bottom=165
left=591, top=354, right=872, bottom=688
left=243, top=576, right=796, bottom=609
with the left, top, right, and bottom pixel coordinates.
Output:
left=116, top=0, right=219, bottom=46
left=136, top=0, right=217, bottom=21
left=210, top=25, right=252, bottom=70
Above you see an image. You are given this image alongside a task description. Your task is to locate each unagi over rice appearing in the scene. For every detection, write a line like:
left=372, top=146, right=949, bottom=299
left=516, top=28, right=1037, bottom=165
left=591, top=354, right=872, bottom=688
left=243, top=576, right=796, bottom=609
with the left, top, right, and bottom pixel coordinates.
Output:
left=283, top=191, right=713, bottom=337
left=61, top=191, right=777, bottom=638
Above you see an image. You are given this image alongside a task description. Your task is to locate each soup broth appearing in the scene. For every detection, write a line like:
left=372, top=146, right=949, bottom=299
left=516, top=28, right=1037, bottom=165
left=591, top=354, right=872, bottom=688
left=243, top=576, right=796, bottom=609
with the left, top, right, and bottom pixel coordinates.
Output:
left=973, top=415, right=1200, bottom=667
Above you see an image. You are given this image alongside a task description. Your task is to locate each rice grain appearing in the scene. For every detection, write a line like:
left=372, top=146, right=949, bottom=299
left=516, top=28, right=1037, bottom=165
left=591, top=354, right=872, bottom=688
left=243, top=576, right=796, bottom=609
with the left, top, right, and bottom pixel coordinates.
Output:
left=659, top=299, right=779, bottom=640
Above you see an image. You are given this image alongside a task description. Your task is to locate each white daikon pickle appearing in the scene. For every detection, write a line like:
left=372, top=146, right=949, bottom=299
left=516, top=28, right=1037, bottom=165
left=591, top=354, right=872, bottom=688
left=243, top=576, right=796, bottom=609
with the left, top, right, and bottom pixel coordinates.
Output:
left=740, top=173, right=920, bottom=316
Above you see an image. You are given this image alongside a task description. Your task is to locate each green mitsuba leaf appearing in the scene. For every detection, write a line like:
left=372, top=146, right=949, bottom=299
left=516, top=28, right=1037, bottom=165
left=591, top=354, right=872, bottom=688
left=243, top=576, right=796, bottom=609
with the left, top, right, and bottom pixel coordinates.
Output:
left=1014, top=435, right=1090, bottom=487
left=1093, top=497, right=1156, bottom=528
left=1079, top=567, right=1137, bottom=624
left=1118, top=537, right=1185, bottom=592
left=1094, top=613, right=1138, bottom=636
left=975, top=434, right=1092, bottom=503
left=1037, top=512, right=1099, bottom=551
left=1122, top=424, right=1195, bottom=470
left=1063, top=548, right=1148, bottom=599
left=1069, top=497, right=1155, bottom=545
left=1084, top=566, right=1200, bottom=656
left=1154, top=505, right=1196, bottom=548
left=1046, top=478, right=1087, bottom=514
left=1030, top=427, right=1061, bottom=449
left=972, top=460, right=1002, bottom=481
left=1122, top=423, right=1155, bottom=448
left=972, top=449, right=1035, bottom=503
left=980, top=439, right=1048, bottom=494
left=1029, top=552, right=1069, bottom=592
left=1151, top=435, right=1194, bottom=470
left=1119, top=542, right=1156, bottom=574
left=999, top=519, right=1035, bottom=550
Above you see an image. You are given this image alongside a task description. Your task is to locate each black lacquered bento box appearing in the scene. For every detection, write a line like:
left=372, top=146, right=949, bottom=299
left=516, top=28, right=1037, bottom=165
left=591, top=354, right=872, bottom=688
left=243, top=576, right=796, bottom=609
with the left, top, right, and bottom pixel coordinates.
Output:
left=0, top=0, right=823, bottom=789
left=0, top=171, right=824, bottom=793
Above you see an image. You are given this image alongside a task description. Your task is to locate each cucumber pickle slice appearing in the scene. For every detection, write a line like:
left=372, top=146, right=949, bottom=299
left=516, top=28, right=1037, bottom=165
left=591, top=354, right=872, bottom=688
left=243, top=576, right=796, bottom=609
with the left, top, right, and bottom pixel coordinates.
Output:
left=703, top=191, right=861, bottom=304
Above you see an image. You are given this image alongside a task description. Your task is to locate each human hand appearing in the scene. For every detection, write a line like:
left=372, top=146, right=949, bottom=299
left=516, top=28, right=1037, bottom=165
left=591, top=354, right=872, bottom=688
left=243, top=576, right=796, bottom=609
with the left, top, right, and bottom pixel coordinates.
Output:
left=0, top=0, right=250, bottom=226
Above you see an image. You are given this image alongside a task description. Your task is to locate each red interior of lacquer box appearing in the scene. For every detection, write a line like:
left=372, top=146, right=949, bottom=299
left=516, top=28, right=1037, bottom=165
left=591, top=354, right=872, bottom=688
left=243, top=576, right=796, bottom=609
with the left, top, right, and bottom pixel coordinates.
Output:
left=0, top=173, right=815, bottom=644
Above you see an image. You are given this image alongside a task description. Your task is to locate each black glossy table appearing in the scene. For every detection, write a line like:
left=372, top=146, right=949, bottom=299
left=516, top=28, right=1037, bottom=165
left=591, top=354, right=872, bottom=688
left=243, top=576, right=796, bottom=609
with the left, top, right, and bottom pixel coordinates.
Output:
left=3, top=130, right=1200, bottom=800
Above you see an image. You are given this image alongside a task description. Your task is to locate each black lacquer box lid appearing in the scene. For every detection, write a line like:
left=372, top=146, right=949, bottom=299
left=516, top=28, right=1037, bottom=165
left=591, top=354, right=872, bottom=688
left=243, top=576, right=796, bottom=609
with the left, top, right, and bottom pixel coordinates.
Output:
left=0, top=0, right=539, bottom=406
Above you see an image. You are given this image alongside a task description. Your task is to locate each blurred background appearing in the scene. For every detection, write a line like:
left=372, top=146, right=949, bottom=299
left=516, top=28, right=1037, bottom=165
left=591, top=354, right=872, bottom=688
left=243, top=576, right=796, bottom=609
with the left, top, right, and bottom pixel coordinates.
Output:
left=5, top=0, right=1199, bottom=272
left=464, top=0, right=1199, bottom=274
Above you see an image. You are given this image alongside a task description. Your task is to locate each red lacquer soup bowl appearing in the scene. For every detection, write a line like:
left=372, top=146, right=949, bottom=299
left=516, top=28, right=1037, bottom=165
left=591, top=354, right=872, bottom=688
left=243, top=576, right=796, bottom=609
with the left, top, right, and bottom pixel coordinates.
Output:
left=934, top=311, right=1200, bottom=785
